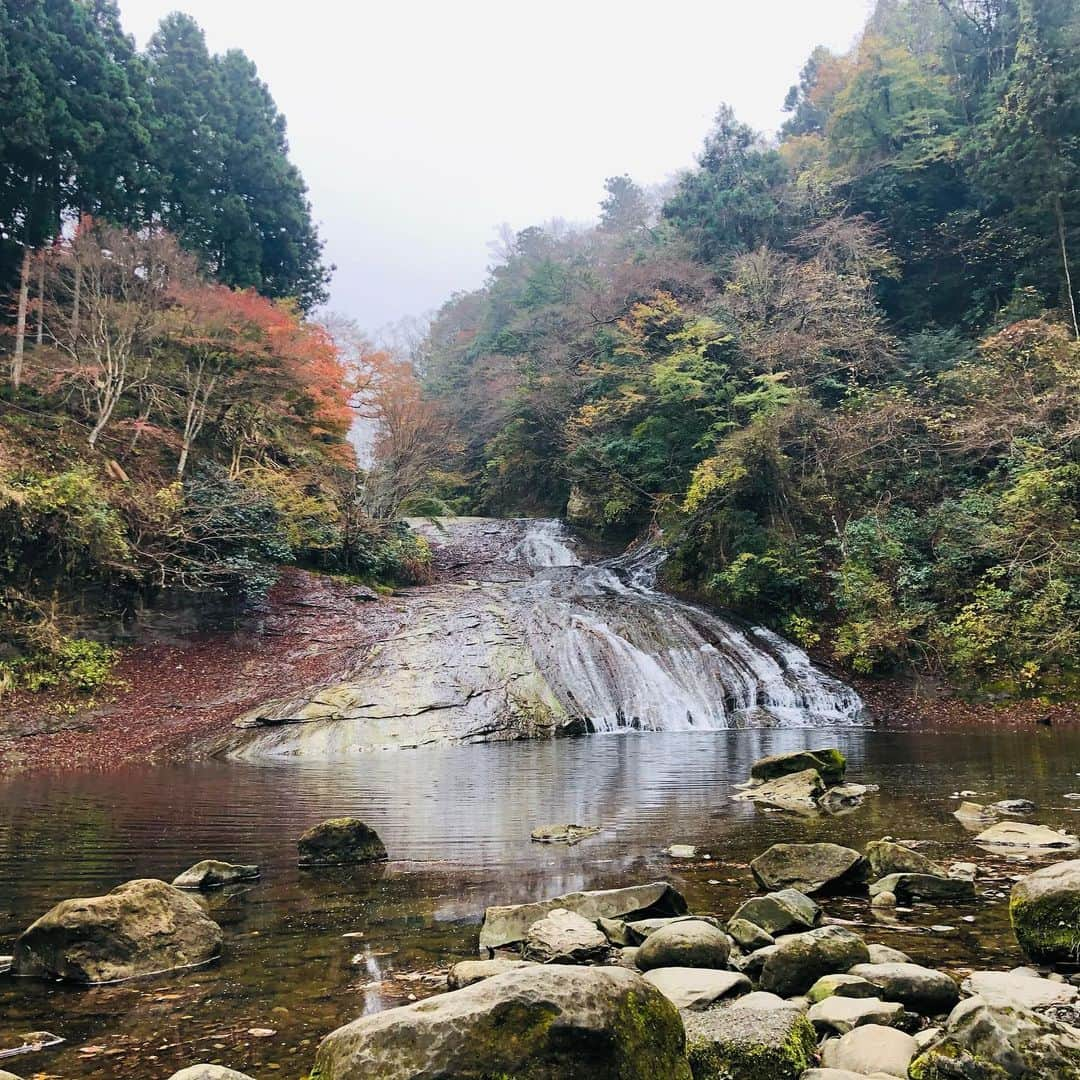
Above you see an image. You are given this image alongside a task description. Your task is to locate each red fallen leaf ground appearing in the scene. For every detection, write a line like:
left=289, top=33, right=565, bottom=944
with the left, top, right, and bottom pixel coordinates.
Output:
left=0, top=568, right=405, bottom=776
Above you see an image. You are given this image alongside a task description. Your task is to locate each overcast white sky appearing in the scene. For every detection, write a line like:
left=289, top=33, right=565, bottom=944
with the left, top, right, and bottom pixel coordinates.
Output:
left=118, top=0, right=872, bottom=333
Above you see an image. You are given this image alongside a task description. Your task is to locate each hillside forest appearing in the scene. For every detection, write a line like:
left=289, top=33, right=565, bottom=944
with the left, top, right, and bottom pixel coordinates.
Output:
left=1, top=0, right=1078, bottom=705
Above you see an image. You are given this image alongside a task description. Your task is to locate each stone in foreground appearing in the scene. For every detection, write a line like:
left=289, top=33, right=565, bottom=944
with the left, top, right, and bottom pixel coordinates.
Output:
left=909, top=997, right=1080, bottom=1079
left=11, top=878, right=222, bottom=984
left=297, top=818, right=388, bottom=867
left=641, top=967, right=751, bottom=1011
left=1009, top=859, right=1080, bottom=964
left=821, top=1024, right=917, bottom=1077
left=683, top=1004, right=816, bottom=1080
left=749, top=748, right=847, bottom=786
left=731, top=888, right=820, bottom=936
left=960, top=969, right=1078, bottom=1010
left=807, top=995, right=906, bottom=1033
left=310, top=966, right=691, bottom=1080
left=807, top=973, right=882, bottom=1003
left=750, top=842, right=867, bottom=895
left=447, top=957, right=535, bottom=989
left=168, top=1068, right=255, bottom=1080
left=479, top=880, right=686, bottom=951
left=869, top=872, right=974, bottom=903
left=848, top=962, right=960, bottom=1015
left=635, top=919, right=730, bottom=971
left=522, top=907, right=609, bottom=964
left=171, top=860, right=261, bottom=890
left=759, top=926, right=870, bottom=997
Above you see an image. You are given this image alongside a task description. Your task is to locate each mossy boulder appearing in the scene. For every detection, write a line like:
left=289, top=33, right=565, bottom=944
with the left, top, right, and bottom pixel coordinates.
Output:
left=684, top=1005, right=816, bottom=1080
left=869, top=872, right=974, bottom=903
left=297, top=818, right=387, bottom=867
left=760, top=926, right=870, bottom=998
left=749, top=748, right=847, bottom=786
left=865, top=840, right=943, bottom=879
left=11, top=878, right=222, bottom=984
left=1009, top=859, right=1080, bottom=964
left=310, top=966, right=692, bottom=1079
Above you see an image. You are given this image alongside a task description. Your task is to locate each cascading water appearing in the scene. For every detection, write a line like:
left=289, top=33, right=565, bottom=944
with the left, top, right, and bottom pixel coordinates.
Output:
left=517, top=519, right=863, bottom=731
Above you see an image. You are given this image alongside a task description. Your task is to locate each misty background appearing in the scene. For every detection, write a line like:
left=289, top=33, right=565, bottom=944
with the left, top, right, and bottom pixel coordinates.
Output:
left=118, top=0, right=872, bottom=334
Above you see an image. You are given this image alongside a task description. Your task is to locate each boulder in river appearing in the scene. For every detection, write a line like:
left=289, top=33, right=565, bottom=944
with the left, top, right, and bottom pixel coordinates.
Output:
left=447, top=957, right=535, bottom=989
left=869, top=872, right=975, bottom=903
left=635, top=919, right=730, bottom=971
left=479, top=880, right=686, bottom=952
left=726, top=917, right=774, bottom=952
left=171, top=860, right=261, bottom=890
left=865, top=840, right=943, bottom=879
left=641, top=967, right=750, bottom=1011
left=530, top=824, right=600, bottom=845
left=311, top=965, right=692, bottom=1080
left=750, top=842, right=867, bottom=895
left=11, top=878, right=222, bottom=984
left=848, top=962, right=960, bottom=1015
left=522, top=908, right=610, bottom=964
left=1009, top=859, right=1080, bottom=964
left=759, top=926, right=870, bottom=998
left=731, top=888, right=820, bottom=936
left=298, top=818, right=387, bottom=867
left=625, top=915, right=721, bottom=943
left=168, top=1068, right=256, bottom=1080
left=683, top=1004, right=816, bottom=1080
left=909, top=996, right=1080, bottom=1079
left=733, top=768, right=826, bottom=813
left=975, top=820, right=1080, bottom=851
left=749, top=748, right=847, bottom=786
left=821, top=1024, right=917, bottom=1077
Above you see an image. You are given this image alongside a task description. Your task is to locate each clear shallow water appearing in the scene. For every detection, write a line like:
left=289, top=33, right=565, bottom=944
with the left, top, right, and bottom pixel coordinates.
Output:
left=2, top=725, right=1080, bottom=1077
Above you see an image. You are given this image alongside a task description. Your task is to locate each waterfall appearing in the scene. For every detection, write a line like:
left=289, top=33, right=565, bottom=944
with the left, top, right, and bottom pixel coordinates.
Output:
left=517, top=519, right=863, bottom=731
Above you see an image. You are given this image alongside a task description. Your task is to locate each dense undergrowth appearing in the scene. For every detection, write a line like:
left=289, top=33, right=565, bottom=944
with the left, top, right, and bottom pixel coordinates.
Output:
left=418, top=0, right=1080, bottom=698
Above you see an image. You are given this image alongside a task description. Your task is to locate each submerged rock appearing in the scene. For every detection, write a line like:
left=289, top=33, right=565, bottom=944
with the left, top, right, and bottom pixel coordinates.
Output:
left=479, top=881, right=686, bottom=952
left=734, top=768, right=825, bottom=813
left=530, top=823, right=600, bottom=845
left=311, top=966, right=692, bottom=1080
left=749, top=748, right=847, bottom=786
left=731, top=888, right=820, bottom=936
left=11, top=879, right=222, bottom=984
left=975, top=821, right=1079, bottom=851
left=759, top=926, right=870, bottom=998
left=909, top=996, right=1080, bottom=1079
left=523, top=908, right=609, bottom=964
left=954, top=801, right=998, bottom=827
left=848, top=962, right=960, bottom=1015
left=297, top=818, right=387, bottom=867
left=447, top=958, right=535, bottom=989
left=683, top=1004, right=816, bottom=1080
left=866, top=840, right=944, bottom=879
left=171, top=860, right=260, bottom=890
left=635, top=919, right=730, bottom=971
left=819, top=783, right=869, bottom=814
left=821, top=1024, right=917, bottom=1077
left=641, top=967, right=750, bottom=1011
left=869, top=872, right=975, bottom=903
left=750, top=842, right=867, bottom=895
left=1010, top=859, right=1080, bottom=964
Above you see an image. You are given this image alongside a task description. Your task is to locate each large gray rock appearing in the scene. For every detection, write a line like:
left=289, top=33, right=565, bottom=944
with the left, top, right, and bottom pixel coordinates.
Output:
left=1010, top=859, right=1080, bottom=964
left=447, top=958, right=535, bottom=989
left=961, top=970, right=1078, bottom=1010
left=848, top=962, right=960, bottom=1015
left=11, top=878, right=222, bottom=984
left=751, top=843, right=867, bottom=895
left=297, top=818, right=387, bottom=867
left=731, top=888, right=820, bottom=936
left=683, top=1004, right=816, bottom=1080
left=479, top=881, right=686, bottom=951
left=865, top=840, right=943, bottom=879
left=171, top=860, right=260, bottom=890
left=909, top=996, right=1080, bottom=1079
left=821, top=1024, right=918, bottom=1077
left=168, top=1069, right=255, bottom=1080
left=636, top=919, right=730, bottom=971
left=523, top=908, right=609, bottom=964
left=807, top=995, right=906, bottom=1034
left=975, top=821, right=1079, bottom=851
left=760, top=926, right=870, bottom=998
left=869, top=872, right=975, bottom=903
left=311, top=966, right=692, bottom=1079
left=726, top=917, right=774, bottom=952
left=641, top=967, right=751, bottom=1011
left=749, top=748, right=847, bottom=785
left=625, top=915, right=721, bottom=943
left=734, top=768, right=826, bottom=813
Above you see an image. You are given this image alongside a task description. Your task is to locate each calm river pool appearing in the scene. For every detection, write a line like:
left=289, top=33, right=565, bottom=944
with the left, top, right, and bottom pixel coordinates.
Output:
left=2, top=724, right=1080, bottom=1077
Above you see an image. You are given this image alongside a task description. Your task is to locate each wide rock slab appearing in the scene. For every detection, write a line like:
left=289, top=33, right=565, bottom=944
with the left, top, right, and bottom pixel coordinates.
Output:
left=760, top=926, right=870, bottom=998
left=479, top=881, right=686, bottom=951
left=641, top=967, right=750, bottom=1011
left=733, top=768, right=825, bottom=813
left=750, top=843, right=866, bottom=895
left=12, top=878, right=222, bottom=984
left=311, top=966, right=692, bottom=1080
left=808, top=995, right=906, bottom=1034
left=684, top=1004, right=816, bottom=1080
left=1010, top=859, right=1080, bottom=964
left=961, top=969, right=1078, bottom=1010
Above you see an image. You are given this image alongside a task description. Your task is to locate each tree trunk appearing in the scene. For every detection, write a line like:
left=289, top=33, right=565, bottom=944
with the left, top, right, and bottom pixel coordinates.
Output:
left=11, top=247, right=31, bottom=390
left=71, top=260, right=82, bottom=343
left=1055, top=193, right=1079, bottom=340
left=35, top=250, right=45, bottom=346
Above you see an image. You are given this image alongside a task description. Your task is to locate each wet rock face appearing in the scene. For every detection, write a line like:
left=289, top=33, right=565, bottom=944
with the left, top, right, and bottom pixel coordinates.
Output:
left=311, top=966, right=692, bottom=1080
left=297, top=819, right=387, bottom=867
left=11, top=878, right=222, bottom=984
left=1009, top=858, right=1080, bottom=963
left=750, top=843, right=867, bottom=895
